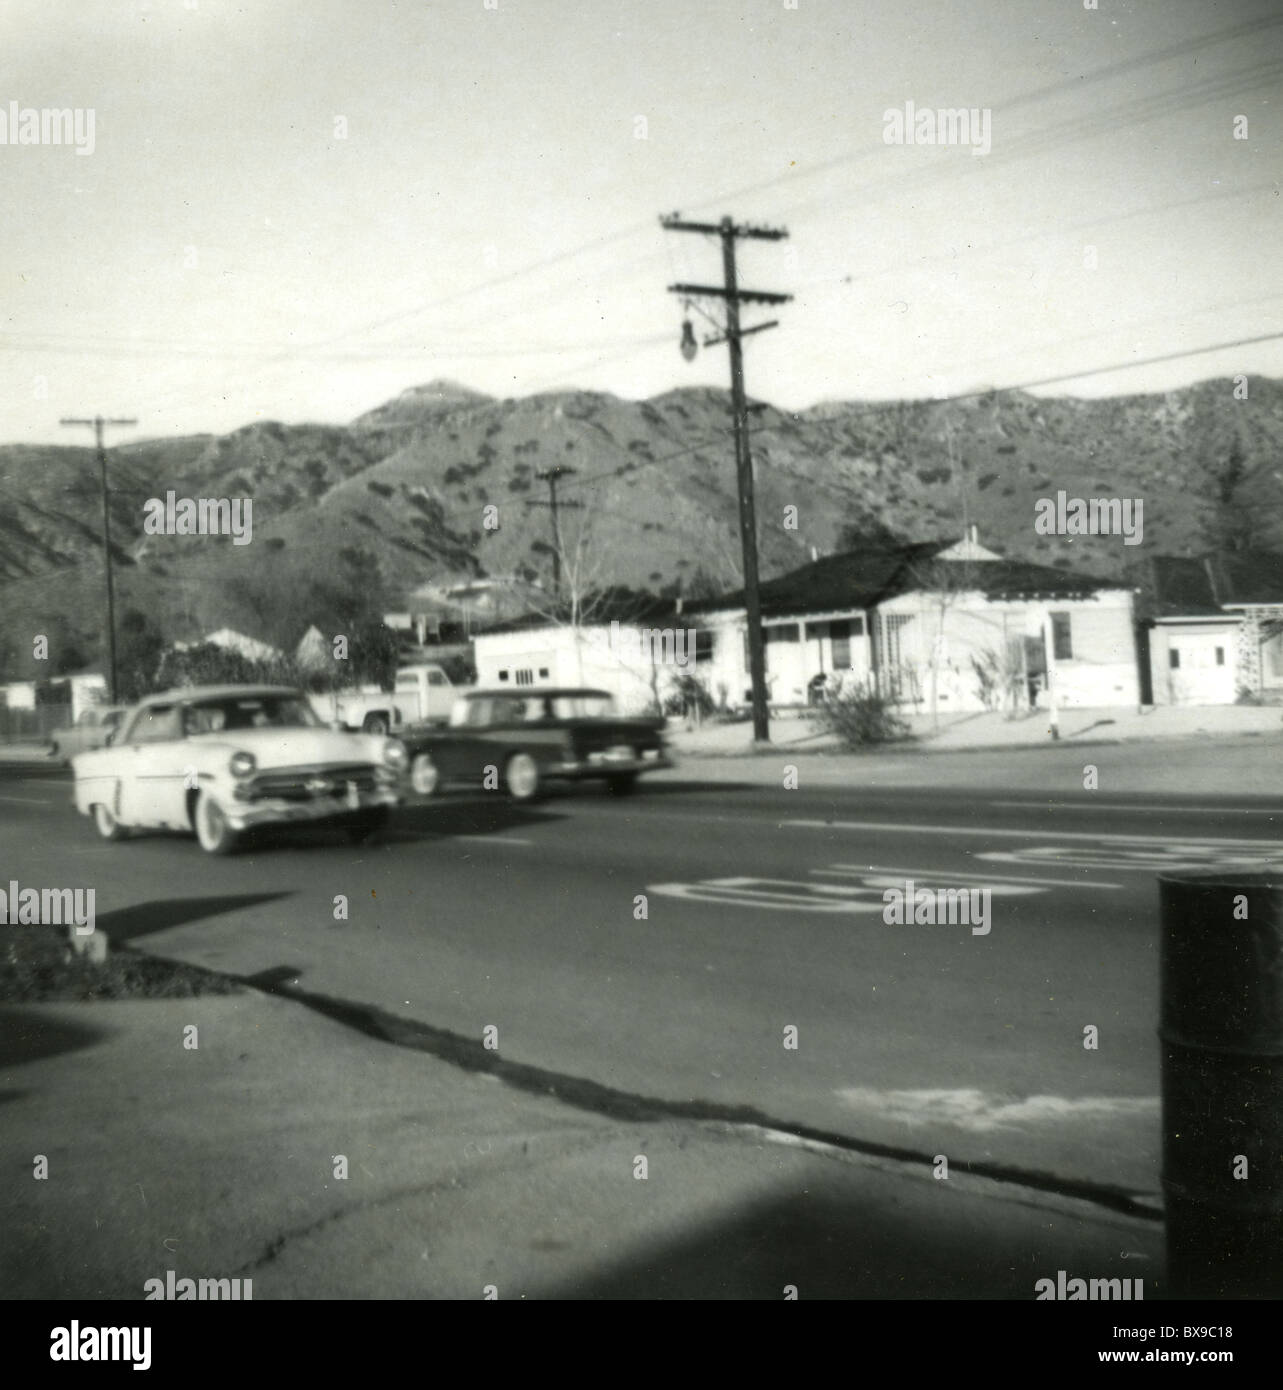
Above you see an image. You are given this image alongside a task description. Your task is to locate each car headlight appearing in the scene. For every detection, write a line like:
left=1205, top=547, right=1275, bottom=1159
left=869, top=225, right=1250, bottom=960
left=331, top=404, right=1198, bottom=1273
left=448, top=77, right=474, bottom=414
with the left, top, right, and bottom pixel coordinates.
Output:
left=382, top=738, right=408, bottom=771
left=229, top=751, right=256, bottom=778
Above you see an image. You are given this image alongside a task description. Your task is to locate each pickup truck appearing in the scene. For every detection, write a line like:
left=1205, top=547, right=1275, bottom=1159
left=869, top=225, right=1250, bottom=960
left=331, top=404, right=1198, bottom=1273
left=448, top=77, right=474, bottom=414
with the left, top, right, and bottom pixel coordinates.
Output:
left=310, top=663, right=472, bottom=734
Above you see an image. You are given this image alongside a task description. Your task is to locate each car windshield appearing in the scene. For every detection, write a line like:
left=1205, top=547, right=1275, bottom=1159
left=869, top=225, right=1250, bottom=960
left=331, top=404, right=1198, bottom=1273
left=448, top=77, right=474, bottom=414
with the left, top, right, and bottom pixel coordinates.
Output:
left=183, top=694, right=322, bottom=734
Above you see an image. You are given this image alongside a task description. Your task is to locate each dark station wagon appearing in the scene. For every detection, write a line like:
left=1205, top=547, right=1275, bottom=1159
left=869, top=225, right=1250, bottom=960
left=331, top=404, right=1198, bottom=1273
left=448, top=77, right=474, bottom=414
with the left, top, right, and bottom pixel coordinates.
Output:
left=401, top=687, right=672, bottom=801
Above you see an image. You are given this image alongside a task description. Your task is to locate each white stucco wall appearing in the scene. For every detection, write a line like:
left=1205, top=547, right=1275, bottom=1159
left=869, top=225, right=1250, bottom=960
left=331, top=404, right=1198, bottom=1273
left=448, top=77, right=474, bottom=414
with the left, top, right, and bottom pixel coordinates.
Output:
left=474, top=624, right=704, bottom=715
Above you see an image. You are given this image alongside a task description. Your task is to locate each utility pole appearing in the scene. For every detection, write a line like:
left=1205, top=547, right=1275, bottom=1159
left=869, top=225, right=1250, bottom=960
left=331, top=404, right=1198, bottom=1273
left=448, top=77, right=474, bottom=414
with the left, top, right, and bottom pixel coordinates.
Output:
left=662, top=213, right=790, bottom=744
left=526, top=465, right=583, bottom=597
left=60, top=415, right=137, bottom=703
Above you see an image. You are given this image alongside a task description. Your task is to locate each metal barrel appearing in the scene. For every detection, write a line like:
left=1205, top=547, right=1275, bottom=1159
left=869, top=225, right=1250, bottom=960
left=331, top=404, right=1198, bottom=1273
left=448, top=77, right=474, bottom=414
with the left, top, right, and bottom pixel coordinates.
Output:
left=1158, top=868, right=1283, bottom=1299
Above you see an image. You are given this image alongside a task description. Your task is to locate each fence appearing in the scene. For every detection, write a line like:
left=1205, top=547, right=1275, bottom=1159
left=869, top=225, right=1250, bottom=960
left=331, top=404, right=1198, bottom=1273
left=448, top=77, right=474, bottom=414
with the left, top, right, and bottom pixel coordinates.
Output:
left=0, top=704, right=69, bottom=744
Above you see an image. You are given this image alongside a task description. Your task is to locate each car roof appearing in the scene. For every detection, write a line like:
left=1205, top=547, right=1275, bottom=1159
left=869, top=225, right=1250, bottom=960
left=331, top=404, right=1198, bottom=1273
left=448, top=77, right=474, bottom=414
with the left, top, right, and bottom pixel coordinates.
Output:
left=463, top=687, right=612, bottom=700
left=131, top=684, right=304, bottom=706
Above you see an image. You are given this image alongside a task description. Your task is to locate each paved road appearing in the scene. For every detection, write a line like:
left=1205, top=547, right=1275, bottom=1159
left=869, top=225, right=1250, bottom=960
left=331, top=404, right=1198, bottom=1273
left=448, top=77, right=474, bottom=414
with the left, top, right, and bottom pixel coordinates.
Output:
left=4, top=750, right=1281, bottom=1198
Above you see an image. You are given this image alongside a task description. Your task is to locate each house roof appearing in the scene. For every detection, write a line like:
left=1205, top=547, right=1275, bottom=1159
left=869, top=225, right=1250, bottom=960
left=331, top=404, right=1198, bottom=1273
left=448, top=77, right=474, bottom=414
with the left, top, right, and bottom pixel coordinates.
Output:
left=477, top=592, right=681, bottom=637
left=689, top=542, right=1109, bottom=617
left=1147, top=552, right=1283, bottom=617
left=1208, top=551, right=1283, bottom=607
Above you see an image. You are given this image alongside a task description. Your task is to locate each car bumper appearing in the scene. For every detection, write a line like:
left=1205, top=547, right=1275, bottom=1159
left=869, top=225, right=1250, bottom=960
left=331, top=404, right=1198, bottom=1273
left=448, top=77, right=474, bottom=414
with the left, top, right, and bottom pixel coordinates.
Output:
left=225, top=785, right=400, bottom=830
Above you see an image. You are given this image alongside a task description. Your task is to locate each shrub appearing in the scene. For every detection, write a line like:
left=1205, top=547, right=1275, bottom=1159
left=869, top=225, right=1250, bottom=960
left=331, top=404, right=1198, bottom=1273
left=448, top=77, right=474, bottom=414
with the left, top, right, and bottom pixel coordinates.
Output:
left=811, top=678, right=910, bottom=748
left=663, top=673, right=716, bottom=720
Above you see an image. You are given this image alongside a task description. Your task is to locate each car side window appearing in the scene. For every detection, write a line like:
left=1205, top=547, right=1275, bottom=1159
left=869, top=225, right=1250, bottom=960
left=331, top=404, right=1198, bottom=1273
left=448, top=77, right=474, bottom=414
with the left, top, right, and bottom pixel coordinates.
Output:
left=130, top=705, right=184, bottom=743
left=492, top=698, right=524, bottom=725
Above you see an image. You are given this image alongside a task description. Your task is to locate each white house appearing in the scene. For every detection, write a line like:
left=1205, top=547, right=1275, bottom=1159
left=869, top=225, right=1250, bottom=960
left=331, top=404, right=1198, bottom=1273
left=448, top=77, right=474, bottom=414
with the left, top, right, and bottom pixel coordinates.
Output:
left=473, top=607, right=708, bottom=716
left=691, top=533, right=1141, bottom=714
left=1, top=671, right=108, bottom=724
left=1140, top=552, right=1283, bottom=705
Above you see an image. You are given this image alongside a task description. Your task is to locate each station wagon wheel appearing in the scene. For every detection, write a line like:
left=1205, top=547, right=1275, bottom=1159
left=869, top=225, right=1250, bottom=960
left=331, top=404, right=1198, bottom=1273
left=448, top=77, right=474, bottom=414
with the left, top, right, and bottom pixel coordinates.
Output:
left=362, top=712, right=391, bottom=735
left=505, top=752, right=540, bottom=802
left=92, top=803, right=128, bottom=841
left=410, top=751, right=440, bottom=796
left=194, top=792, right=240, bottom=855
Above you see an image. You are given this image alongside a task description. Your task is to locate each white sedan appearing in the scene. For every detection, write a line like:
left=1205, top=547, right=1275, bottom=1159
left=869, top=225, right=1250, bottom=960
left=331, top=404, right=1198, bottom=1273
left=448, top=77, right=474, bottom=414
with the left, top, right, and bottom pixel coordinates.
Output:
left=71, top=685, right=407, bottom=854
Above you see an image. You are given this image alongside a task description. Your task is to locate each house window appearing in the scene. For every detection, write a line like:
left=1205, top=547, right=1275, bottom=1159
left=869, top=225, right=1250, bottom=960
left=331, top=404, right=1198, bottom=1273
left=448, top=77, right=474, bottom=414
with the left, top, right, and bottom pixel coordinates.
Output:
left=1168, top=650, right=1180, bottom=670
left=1215, top=647, right=1224, bottom=666
left=695, top=629, right=714, bottom=663
left=1051, top=612, right=1073, bottom=661
left=831, top=621, right=852, bottom=669
left=538, top=667, right=550, bottom=679
left=498, top=669, right=510, bottom=682
left=884, top=614, right=914, bottom=668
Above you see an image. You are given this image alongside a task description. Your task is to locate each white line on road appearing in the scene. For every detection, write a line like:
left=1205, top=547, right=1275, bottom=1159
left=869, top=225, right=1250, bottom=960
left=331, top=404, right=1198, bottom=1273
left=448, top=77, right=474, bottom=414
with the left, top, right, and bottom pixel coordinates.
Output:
left=991, top=800, right=1280, bottom=816
left=815, top=864, right=1123, bottom=890
left=782, top=818, right=1283, bottom=849
left=0, top=794, right=54, bottom=804
left=456, top=835, right=533, bottom=846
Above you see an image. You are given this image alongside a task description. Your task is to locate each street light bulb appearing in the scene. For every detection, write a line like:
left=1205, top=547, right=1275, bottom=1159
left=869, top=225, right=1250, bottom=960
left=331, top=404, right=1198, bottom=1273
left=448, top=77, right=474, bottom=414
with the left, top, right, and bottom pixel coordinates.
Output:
left=679, top=319, right=698, bottom=362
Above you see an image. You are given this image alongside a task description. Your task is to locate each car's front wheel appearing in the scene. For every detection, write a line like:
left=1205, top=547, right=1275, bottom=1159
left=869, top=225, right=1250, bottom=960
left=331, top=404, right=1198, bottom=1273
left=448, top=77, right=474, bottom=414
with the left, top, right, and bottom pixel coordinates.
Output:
left=92, top=803, right=129, bottom=841
left=606, top=773, right=638, bottom=797
left=505, top=751, right=540, bottom=802
left=194, top=792, right=240, bottom=855
left=409, top=751, right=440, bottom=797
left=362, top=712, right=391, bottom=735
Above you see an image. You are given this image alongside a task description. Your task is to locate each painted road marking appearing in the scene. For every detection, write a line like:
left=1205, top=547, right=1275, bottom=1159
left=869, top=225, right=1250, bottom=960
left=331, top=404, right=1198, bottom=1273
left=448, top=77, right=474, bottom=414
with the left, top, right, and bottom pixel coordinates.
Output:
left=649, top=877, right=886, bottom=913
left=815, top=863, right=1123, bottom=890
left=992, top=799, right=1281, bottom=816
left=650, top=868, right=1043, bottom=914
left=0, top=794, right=54, bottom=804
left=782, top=818, right=1283, bottom=850
left=979, top=844, right=1283, bottom=872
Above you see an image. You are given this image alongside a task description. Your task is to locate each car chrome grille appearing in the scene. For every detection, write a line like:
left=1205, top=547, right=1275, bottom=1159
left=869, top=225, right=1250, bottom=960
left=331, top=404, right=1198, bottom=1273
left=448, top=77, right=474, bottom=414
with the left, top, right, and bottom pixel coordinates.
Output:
left=243, top=763, right=381, bottom=802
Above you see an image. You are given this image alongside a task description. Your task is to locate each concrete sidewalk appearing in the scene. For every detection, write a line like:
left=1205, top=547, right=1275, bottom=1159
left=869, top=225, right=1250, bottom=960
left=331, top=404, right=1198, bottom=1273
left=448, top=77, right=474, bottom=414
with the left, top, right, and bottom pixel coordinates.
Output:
left=665, top=703, right=1283, bottom=759
left=0, top=987, right=1163, bottom=1300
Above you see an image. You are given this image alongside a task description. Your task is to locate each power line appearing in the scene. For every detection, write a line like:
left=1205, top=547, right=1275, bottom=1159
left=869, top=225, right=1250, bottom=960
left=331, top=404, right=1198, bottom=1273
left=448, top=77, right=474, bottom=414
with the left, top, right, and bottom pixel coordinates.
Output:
left=678, top=13, right=1283, bottom=222
left=772, top=57, right=1283, bottom=233
left=794, top=180, right=1280, bottom=297
left=934, top=330, right=1283, bottom=403
left=91, top=16, right=1283, bottom=399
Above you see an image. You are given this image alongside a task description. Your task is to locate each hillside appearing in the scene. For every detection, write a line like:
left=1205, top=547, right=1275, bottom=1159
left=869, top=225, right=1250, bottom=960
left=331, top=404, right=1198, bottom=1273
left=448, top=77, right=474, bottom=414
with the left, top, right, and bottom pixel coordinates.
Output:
left=2, top=374, right=1280, bottom=677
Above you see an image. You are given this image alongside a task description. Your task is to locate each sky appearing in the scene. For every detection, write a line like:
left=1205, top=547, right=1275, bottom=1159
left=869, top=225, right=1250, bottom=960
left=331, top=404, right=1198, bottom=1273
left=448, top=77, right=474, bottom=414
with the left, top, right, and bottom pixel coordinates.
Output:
left=1, top=0, right=1280, bottom=445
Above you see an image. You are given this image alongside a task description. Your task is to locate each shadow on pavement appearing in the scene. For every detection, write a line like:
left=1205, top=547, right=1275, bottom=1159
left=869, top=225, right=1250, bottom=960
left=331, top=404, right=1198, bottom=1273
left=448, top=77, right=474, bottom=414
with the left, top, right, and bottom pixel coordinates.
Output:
left=96, top=894, right=293, bottom=944
left=0, top=1006, right=105, bottom=1071
left=541, top=1180, right=1162, bottom=1300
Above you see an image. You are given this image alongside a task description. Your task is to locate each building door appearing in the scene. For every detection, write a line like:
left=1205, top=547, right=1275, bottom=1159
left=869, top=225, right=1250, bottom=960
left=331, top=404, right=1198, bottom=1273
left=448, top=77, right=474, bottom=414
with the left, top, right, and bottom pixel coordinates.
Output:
left=1166, top=632, right=1233, bottom=704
